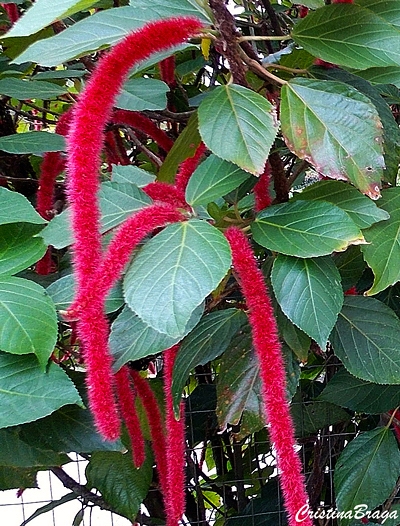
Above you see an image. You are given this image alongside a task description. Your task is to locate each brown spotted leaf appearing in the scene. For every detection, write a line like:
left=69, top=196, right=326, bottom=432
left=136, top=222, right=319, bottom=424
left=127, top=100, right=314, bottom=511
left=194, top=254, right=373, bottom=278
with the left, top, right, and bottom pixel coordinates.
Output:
left=281, top=78, right=384, bottom=199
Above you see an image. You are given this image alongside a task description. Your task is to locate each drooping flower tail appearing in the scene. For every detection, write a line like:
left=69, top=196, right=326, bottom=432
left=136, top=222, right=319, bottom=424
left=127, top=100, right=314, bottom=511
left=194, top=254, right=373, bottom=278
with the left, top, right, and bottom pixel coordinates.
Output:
left=130, top=369, right=169, bottom=495
left=159, top=56, right=177, bottom=89
left=65, top=18, right=201, bottom=440
left=113, top=109, right=174, bottom=154
left=254, top=162, right=272, bottom=212
left=2, top=2, right=19, bottom=23
left=163, top=345, right=186, bottom=526
left=174, top=142, right=207, bottom=193
left=224, top=227, right=312, bottom=526
left=115, top=366, right=146, bottom=467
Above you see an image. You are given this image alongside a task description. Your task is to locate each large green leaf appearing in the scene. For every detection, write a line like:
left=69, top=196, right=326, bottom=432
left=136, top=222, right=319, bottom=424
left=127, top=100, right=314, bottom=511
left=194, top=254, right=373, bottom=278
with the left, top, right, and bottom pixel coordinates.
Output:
left=281, top=78, right=384, bottom=199
left=0, top=466, right=38, bottom=491
left=0, top=353, right=81, bottom=429
left=116, top=78, right=168, bottom=111
left=185, top=154, right=252, bottom=206
left=292, top=181, right=389, bottom=229
left=46, top=273, right=124, bottom=314
left=0, top=428, right=68, bottom=467
left=198, top=85, right=279, bottom=175
left=0, top=223, right=46, bottom=275
left=5, top=0, right=98, bottom=37
left=111, top=164, right=155, bottom=187
left=331, top=296, right=400, bottom=384
left=334, top=427, right=400, bottom=526
left=333, top=245, right=366, bottom=292
left=0, top=187, right=46, bottom=226
left=19, top=404, right=124, bottom=453
left=252, top=200, right=364, bottom=258
left=0, top=276, right=58, bottom=367
left=292, top=2, right=400, bottom=70
left=311, top=66, right=400, bottom=185
left=110, top=303, right=204, bottom=372
left=86, top=450, right=153, bottom=521
left=14, top=3, right=210, bottom=66
left=319, top=369, right=400, bottom=414
left=0, top=131, right=65, bottom=154
left=291, top=400, right=350, bottom=438
left=40, top=182, right=151, bottom=249
left=355, top=66, right=400, bottom=87
left=361, top=188, right=400, bottom=295
left=0, top=78, right=68, bottom=99
left=124, top=219, right=231, bottom=338
left=172, top=309, right=247, bottom=413
left=271, top=254, right=343, bottom=348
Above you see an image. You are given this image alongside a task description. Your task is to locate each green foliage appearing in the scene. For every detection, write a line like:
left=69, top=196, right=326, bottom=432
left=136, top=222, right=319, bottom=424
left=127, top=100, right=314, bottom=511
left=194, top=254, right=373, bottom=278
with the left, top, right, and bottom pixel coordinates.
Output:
left=2, top=0, right=400, bottom=523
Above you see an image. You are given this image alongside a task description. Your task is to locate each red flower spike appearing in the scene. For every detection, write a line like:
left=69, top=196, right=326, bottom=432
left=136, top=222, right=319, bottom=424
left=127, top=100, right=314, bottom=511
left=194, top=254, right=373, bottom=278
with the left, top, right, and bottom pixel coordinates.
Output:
left=163, top=346, right=186, bottom=526
left=174, top=142, right=207, bottom=193
left=113, top=109, right=174, bottom=154
left=66, top=16, right=202, bottom=304
left=159, top=56, right=177, bottom=89
left=298, top=6, right=309, bottom=18
left=143, top=182, right=188, bottom=210
left=254, top=162, right=272, bottom=212
left=2, top=3, right=19, bottom=23
left=224, top=227, right=312, bottom=526
left=130, top=369, right=169, bottom=495
left=114, top=366, right=146, bottom=467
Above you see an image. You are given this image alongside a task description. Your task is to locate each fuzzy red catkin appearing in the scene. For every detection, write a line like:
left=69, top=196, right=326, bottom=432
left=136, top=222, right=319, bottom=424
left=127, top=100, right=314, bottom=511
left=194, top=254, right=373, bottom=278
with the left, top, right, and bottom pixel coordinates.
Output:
left=130, top=369, right=169, bottom=495
left=113, top=109, right=174, bottom=154
left=224, top=227, right=312, bottom=526
left=159, top=56, right=177, bottom=89
left=114, top=366, right=146, bottom=467
left=254, top=162, right=272, bottom=212
left=143, top=181, right=188, bottom=210
left=163, top=346, right=186, bottom=526
left=174, top=142, right=207, bottom=193
left=67, top=16, right=202, bottom=304
left=2, top=3, right=19, bottom=23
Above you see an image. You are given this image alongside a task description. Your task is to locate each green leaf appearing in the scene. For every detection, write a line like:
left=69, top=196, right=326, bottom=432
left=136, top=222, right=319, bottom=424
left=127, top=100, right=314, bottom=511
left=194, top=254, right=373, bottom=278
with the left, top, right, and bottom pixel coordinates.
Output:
left=86, top=450, right=153, bottom=521
left=0, top=353, right=81, bottom=429
left=185, top=154, right=252, bottom=206
left=216, top=330, right=300, bottom=439
left=311, top=66, right=400, bottom=185
left=333, top=245, right=366, bottom=291
left=110, top=303, right=204, bottom=372
left=355, top=66, right=400, bottom=87
left=252, top=200, right=364, bottom=258
left=281, top=78, right=384, bottom=199
left=0, top=428, right=68, bottom=467
left=20, top=494, right=78, bottom=526
left=47, top=273, right=124, bottom=314
left=0, top=187, right=46, bottom=226
left=111, top=165, right=155, bottom=187
left=0, top=466, right=38, bottom=491
left=292, top=3, right=400, bottom=70
left=124, top=219, right=231, bottom=338
left=334, top=427, right=400, bottom=526
left=291, top=400, right=350, bottom=438
left=33, top=69, right=87, bottom=80
left=291, top=181, right=390, bottom=229
left=0, top=131, right=65, bottom=154
left=116, top=78, right=168, bottom=111
left=276, top=308, right=311, bottom=362
left=19, top=404, right=124, bottom=453
left=319, top=369, right=400, bottom=414
left=14, top=3, right=210, bottom=66
left=300, top=0, right=324, bottom=8
left=0, top=78, right=68, bottom=99
left=0, top=276, right=57, bottom=367
left=271, top=254, right=343, bottom=348
left=361, top=188, right=400, bottom=295
left=172, top=309, right=247, bottom=413
left=198, top=85, right=279, bottom=175
left=158, top=112, right=201, bottom=183
left=0, top=223, right=46, bottom=275
left=40, top=182, right=151, bottom=249
left=5, top=0, right=99, bottom=37
left=331, top=296, right=400, bottom=384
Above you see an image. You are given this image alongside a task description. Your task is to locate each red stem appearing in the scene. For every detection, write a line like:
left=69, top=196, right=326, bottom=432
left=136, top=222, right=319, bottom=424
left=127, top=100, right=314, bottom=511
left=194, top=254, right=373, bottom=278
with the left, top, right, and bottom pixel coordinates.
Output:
left=224, top=227, right=312, bottom=526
